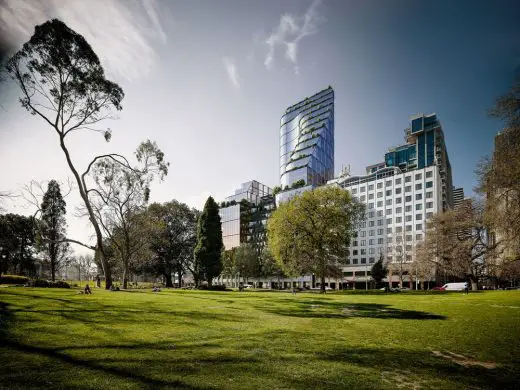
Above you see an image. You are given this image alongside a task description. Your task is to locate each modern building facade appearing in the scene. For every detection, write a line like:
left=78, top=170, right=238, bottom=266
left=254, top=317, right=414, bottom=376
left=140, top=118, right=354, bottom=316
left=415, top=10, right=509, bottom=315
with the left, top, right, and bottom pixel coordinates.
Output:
left=453, top=187, right=465, bottom=209
left=279, top=86, right=335, bottom=189
left=219, top=180, right=273, bottom=251
left=385, top=113, right=454, bottom=211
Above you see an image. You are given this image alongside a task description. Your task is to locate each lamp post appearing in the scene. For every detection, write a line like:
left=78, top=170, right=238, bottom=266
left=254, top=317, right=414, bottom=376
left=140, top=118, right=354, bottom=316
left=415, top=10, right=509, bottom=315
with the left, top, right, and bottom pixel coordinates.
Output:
left=365, top=264, right=368, bottom=290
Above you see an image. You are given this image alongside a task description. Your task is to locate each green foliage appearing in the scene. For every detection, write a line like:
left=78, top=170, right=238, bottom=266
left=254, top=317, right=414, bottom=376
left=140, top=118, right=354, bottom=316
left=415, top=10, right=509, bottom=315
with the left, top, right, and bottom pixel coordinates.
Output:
left=37, top=180, right=69, bottom=281
left=272, top=186, right=282, bottom=195
left=267, top=186, right=365, bottom=292
left=0, top=213, right=36, bottom=276
left=291, top=179, right=306, bottom=189
left=370, top=256, right=388, bottom=287
left=193, top=196, right=223, bottom=286
left=0, top=274, right=29, bottom=285
left=27, top=279, right=70, bottom=288
left=234, top=243, right=260, bottom=280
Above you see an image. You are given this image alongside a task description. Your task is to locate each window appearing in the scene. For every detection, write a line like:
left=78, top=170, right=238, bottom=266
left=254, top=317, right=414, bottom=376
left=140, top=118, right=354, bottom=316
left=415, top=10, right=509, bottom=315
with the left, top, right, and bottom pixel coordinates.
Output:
left=416, top=213, right=422, bottom=220
left=377, top=191, right=383, bottom=198
left=368, top=203, right=375, bottom=209
left=368, top=193, right=374, bottom=200
left=416, top=223, right=422, bottom=230
left=405, top=186, right=411, bottom=192
left=351, top=188, right=357, bottom=194
left=406, top=235, right=412, bottom=242
left=361, top=249, right=366, bottom=255
left=360, top=186, right=366, bottom=192
left=415, top=183, right=422, bottom=190
left=377, top=238, right=384, bottom=244
left=369, top=230, right=375, bottom=236
left=406, top=215, right=412, bottom=222
left=387, top=238, right=393, bottom=244
left=386, top=180, right=392, bottom=186
left=386, top=218, right=392, bottom=224
left=406, top=225, right=412, bottom=232
left=369, top=248, right=376, bottom=254
left=369, top=211, right=375, bottom=218
left=369, top=257, right=376, bottom=263
left=396, top=207, right=402, bottom=213
left=369, top=221, right=375, bottom=227
left=346, top=259, right=351, bottom=265
left=426, top=181, right=433, bottom=188
left=395, top=178, right=402, bottom=185
left=387, top=247, right=392, bottom=254
left=368, top=184, right=374, bottom=191
left=353, top=258, right=358, bottom=264
left=395, top=188, right=402, bottom=194
left=426, top=192, right=433, bottom=199
left=405, top=196, right=412, bottom=202
left=360, top=221, right=366, bottom=228
left=415, top=173, right=422, bottom=180
left=386, top=208, right=392, bottom=215
left=353, top=250, right=358, bottom=255
left=387, top=255, right=393, bottom=261
left=353, top=240, right=358, bottom=246
left=386, top=190, right=392, bottom=196
left=426, top=212, right=434, bottom=219
left=360, top=258, right=366, bottom=264
left=405, top=176, right=411, bottom=183
left=387, top=227, right=392, bottom=234
left=396, top=236, right=403, bottom=243
left=360, top=195, right=366, bottom=201
left=377, top=219, right=383, bottom=226
left=377, top=210, right=384, bottom=217
left=426, top=171, right=433, bottom=178
left=405, top=205, right=412, bottom=212
left=377, top=229, right=384, bottom=235
left=396, top=216, right=402, bottom=223
left=416, top=193, right=422, bottom=200
left=416, top=234, right=423, bottom=240
left=369, top=239, right=375, bottom=245
left=377, top=201, right=383, bottom=207
left=386, top=199, right=392, bottom=206
left=396, top=197, right=402, bottom=204
left=377, top=182, right=383, bottom=189
left=396, top=226, right=402, bottom=233
left=360, top=240, right=366, bottom=246
left=360, top=231, right=366, bottom=237
left=406, top=245, right=412, bottom=252
left=416, top=204, right=422, bottom=210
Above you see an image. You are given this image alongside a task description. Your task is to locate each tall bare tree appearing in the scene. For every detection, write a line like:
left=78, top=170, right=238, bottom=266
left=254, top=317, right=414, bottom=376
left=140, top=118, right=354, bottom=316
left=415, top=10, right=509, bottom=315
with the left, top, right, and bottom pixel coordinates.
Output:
left=5, top=19, right=164, bottom=289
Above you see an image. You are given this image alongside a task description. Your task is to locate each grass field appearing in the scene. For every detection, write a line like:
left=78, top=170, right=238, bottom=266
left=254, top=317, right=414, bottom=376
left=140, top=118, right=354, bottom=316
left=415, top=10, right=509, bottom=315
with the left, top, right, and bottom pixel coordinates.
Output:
left=0, top=288, right=519, bottom=389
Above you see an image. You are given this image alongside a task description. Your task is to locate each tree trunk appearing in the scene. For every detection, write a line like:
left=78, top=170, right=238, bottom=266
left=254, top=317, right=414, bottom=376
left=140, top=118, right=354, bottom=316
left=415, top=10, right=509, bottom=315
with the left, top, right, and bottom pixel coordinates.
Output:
left=51, top=261, right=56, bottom=282
left=320, top=275, right=326, bottom=293
left=164, top=273, right=173, bottom=288
left=469, top=275, right=478, bottom=291
left=122, top=267, right=128, bottom=289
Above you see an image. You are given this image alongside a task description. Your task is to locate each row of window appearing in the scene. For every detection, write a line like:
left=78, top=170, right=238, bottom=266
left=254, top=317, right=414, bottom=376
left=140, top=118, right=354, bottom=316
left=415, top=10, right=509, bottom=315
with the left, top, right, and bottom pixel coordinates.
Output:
left=357, top=191, right=434, bottom=205
left=351, top=233, right=424, bottom=250
left=353, top=181, right=434, bottom=197
left=350, top=171, right=433, bottom=193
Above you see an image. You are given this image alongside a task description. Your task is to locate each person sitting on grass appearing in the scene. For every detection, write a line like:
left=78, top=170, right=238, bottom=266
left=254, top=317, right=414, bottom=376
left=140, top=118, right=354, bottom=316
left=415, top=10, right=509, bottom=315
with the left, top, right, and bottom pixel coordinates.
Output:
left=152, top=286, right=161, bottom=292
left=84, top=284, right=92, bottom=295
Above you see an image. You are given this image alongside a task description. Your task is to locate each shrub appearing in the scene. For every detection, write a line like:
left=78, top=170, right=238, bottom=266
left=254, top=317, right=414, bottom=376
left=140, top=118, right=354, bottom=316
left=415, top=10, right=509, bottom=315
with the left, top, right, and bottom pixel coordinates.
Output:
left=0, top=275, right=29, bottom=285
left=27, top=279, right=71, bottom=288
left=209, top=284, right=228, bottom=291
left=53, top=280, right=71, bottom=289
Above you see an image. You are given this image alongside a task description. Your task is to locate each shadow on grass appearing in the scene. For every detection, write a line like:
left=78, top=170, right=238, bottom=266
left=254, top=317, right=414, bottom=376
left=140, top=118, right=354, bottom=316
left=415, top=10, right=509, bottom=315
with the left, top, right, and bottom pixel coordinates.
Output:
left=316, top=347, right=519, bottom=389
left=256, top=299, right=447, bottom=320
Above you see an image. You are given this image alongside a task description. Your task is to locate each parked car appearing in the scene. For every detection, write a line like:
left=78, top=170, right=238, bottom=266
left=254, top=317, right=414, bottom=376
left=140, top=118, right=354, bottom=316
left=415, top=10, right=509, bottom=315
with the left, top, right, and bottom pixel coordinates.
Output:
left=441, top=282, right=468, bottom=291
left=243, top=284, right=254, bottom=289
left=432, top=286, right=445, bottom=291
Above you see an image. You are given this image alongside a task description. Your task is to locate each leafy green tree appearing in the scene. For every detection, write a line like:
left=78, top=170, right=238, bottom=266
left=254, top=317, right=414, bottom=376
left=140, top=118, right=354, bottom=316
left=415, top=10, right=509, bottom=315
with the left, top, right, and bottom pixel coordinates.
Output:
left=267, top=186, right=364, bottom=293
left=371, top=253, right=388, bottom=289
left=0, top=214, right=36, bottom=276
left=193, top=196, right=223, bottom=287
left=37, top=180, right=69, bottom=281
left=144, top=201, right=199, bottom=287
left=234, top=243, right=260, bottom=283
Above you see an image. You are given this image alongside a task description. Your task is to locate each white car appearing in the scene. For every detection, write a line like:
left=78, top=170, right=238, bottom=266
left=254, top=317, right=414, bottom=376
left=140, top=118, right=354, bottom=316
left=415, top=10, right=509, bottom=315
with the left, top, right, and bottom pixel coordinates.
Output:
left=243, top=284, right=254, bottom=289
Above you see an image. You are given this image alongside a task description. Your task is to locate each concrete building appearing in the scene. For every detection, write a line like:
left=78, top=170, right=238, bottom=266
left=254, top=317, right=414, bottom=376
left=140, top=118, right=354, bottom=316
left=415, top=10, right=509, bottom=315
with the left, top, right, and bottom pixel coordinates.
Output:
left=453, top=187, right=465, bottom=209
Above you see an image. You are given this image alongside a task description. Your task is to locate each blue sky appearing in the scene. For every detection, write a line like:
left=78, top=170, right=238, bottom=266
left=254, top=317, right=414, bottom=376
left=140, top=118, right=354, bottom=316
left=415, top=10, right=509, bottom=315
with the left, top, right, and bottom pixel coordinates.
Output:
left=0, top=0, right=519, bottom=251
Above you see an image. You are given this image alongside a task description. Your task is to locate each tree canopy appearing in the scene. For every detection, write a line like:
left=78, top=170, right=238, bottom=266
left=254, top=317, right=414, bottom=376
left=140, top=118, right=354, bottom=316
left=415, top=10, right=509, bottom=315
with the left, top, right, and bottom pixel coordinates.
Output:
left=267, top=185, right=364, bottom=292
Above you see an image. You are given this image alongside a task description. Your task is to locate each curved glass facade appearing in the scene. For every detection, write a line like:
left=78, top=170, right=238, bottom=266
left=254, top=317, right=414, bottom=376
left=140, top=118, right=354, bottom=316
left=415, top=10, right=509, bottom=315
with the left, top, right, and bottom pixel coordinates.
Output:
left=279, top=87, right=334, bottom=188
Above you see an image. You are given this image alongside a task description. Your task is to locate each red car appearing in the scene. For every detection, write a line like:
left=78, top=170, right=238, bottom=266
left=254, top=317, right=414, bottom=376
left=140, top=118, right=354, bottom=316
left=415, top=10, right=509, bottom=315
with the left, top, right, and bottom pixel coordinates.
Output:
left=432, top=286, right=445, bottom=291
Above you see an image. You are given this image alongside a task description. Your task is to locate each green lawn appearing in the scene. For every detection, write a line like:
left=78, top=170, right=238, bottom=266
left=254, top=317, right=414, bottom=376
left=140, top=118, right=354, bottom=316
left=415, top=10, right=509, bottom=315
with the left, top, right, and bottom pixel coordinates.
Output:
left=0, top=288, right=519, bottom=389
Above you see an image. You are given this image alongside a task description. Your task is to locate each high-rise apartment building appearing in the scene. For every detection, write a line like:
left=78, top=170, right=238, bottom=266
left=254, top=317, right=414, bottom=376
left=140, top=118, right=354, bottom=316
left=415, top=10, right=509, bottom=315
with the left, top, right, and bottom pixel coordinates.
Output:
left=219, top=180, right=273, bottom=251
left=385, top=113, right=454, bottom=211
left=453, top=187, right=465, bottom=209
left=279, top=86, right=335, bottom=189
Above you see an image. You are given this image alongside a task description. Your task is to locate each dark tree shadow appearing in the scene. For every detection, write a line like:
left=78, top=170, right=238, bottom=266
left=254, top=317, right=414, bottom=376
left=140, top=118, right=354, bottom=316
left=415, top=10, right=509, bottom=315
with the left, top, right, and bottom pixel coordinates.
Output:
left=255, top=300, right=447, bottom=320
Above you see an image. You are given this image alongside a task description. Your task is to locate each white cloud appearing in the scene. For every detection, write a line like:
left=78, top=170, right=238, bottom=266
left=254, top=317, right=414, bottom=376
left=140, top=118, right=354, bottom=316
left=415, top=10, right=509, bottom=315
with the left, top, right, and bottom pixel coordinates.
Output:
left=263, top=0, right=325, bottom=74
left=222, top=57, right=240, bottom=88
left=0, top=0, right=169, bottom=82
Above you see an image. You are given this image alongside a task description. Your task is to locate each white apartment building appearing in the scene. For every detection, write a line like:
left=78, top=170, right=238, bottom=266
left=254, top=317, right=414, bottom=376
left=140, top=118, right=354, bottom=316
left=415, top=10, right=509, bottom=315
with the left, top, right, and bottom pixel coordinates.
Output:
left=328, top=164, right=443, bottom=288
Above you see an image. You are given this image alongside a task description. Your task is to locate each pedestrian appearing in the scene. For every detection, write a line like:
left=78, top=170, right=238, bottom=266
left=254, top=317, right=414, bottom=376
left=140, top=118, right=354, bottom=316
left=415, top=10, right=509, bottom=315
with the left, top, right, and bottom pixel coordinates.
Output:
left=464, top=282, right=469, bottom=295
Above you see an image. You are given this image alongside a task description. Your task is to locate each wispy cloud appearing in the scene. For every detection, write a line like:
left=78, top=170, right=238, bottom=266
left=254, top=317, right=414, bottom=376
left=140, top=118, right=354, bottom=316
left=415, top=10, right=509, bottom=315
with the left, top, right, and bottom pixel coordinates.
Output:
left=0, top=0, right=169, bottom=82
left=222, top=57, right=240, bottom=88
left=264, top=0, right=325, bottom=75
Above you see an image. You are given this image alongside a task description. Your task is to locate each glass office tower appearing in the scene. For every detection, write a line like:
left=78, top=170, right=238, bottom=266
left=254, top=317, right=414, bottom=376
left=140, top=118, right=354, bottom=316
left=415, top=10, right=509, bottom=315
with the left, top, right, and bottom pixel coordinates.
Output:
left=279, top=86, right=334, bottom=188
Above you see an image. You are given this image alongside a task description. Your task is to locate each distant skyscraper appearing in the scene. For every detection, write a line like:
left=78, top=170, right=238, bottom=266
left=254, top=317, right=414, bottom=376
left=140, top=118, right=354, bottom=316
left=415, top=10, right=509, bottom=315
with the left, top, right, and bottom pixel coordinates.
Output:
left=453, top=187, right=465, bottom=208
left=279, top=86, right=334, bottom=189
